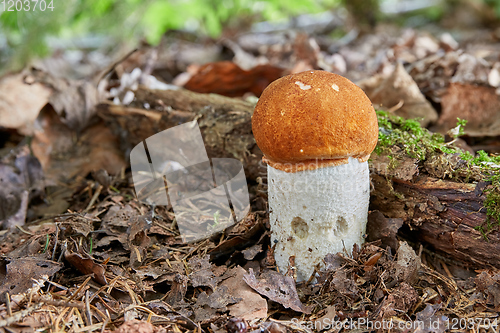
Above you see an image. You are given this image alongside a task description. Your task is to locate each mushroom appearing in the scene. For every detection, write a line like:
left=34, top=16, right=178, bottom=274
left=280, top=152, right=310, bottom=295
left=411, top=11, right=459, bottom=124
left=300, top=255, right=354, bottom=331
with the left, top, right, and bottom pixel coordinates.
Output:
left=252, top=70, right=378, bottom=282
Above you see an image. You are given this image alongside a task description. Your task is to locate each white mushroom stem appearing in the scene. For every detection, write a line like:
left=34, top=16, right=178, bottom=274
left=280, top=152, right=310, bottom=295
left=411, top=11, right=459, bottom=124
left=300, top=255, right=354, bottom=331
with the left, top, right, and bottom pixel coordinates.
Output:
left=268, top=157, right=370, bottom=282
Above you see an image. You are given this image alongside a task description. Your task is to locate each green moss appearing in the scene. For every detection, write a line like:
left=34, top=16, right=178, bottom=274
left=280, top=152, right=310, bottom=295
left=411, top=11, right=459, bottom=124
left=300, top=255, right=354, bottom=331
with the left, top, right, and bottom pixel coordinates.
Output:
left=460, top=149, right=500, bottom=228
left=375, top=111, right=500, bottom=230
left=485, top=189, right=500, bottom=220
left=375, top=110, right=455, bottom=159
left=474, top=224, right=488, bottom=241
left=387, top=154, right=400, bottom=170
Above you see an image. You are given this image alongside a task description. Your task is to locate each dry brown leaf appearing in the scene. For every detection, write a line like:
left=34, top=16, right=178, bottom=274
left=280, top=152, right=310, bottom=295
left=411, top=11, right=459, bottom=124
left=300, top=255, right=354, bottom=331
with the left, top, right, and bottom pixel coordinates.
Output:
left=329, top=269, right=359, bottom=299
left=193, top=306, right=219, bottom=323
left=196, top=285, right=241, bottom=310
left=189, top=256, right=217, bottom=290
left=0, top=146, right=44, bottom=228
left=366, top=210, right=404, bottom=251
left=64, top=249, right=107, bottom=285
left=107, top=320, right=154, bottom=333
left=31, top=105, right=126, bottom=185
left=28, top=67, right=99, bottom=131
left=0, top=258, right=62, bottom=303
left=220, top=266, right=267, bottom=321
left=392, top=241, right=421, bottom=284
left=164, top=273, right=189, bottom=305
left=96, top=205, right=138, bottom=250
left=413, top=304, right=448, bottom=333
left=241, top=244, right=263, bottom=260
left=436, top=83, right=500, bottom=136
left=184, top=61, right=284, bottom=97
left=0, top=73, right=51, bottom=134
left=360, top=62, right=438, bottom=126
left=475, top=271, right=500, bottom=307
left=385, top=282, right=419, bottom=316
left=243, top=268, right=311, bottom=313
left=128, top=214, right=151, bottom=268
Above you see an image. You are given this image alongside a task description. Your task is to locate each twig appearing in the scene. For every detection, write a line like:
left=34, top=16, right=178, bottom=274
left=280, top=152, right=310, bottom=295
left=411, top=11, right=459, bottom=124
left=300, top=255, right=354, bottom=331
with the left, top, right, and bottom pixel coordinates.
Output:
left=85, top=290, right=93, bottom=326
left=100, top=318, right=109, bottom=333
left=69, top=276, right=92, bottom=301
left=51, top=223, right=60, bottom=261
left=89, top=275, right=118, bottom=303
left=53, top=305, right=71, bottom=331
left=5, top=293, right=12, bottom=316
left=182, top=239, right=209, bottom=261
left=32, top=295, right=85, bottom=309
left=44, top=279, right=69, bottom=292
left=90, top=303, right=109, bottom=322
left=26, top=212, right=81, bottom=226
left=0, top=303, right=43, bottom=328
left=85, top=184, right=103, bottom=213
left=120, top=280, right=139, bottom=305
left=73, top=322, right=104, bottom=333
left=422, top=263, right=458, bottom=291
left=15, top=225, right=35, bottom=235
left=97, top=294, right=118, bottom=315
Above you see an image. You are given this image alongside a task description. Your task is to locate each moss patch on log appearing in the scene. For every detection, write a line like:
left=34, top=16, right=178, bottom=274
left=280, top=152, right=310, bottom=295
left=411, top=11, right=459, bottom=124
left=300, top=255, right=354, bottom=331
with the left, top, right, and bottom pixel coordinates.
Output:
left=374, top=110, right=500, bottom=231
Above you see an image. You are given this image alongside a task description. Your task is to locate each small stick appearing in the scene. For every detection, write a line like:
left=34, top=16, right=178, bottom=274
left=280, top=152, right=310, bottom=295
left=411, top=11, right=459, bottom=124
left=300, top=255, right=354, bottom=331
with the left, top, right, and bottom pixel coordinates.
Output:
left=44, top=279, right=69, bottom=291
left=439, top=259, right=454, bottom=280
left=5, top=293, right=12, bottom=316
left=51, top=223, right=60, bottom=261
left=90, top=303, right=108, bottom=321
left=85, top=290, right=93, bottom=326
left=97, top=294, right=118, bottom=315
left=85, top=184, right=103, bottom=213
left=15, top=225, right=35, bottom=235
left=68, top=276, right=92, bottom=301
left=53, top=306, right=71, bottom=331
left=100, top=318, right=109, bottom=333
left=73, top=322, right=104, bottom=333
left=120, top=280, right=139, bottom=305
left=32, top=295, right=85, bottom=309
left=0, top=303, right=43, bottom=328
left=89, top=276, right=118, bottom=303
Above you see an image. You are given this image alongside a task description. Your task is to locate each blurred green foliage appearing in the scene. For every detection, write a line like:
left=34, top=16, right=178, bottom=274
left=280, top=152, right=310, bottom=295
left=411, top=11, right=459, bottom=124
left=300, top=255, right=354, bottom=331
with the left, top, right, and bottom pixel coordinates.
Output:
left=142, top=0, right=340, bottom=44
left=485, top=0, right=500, bottom=17
left=2, top=0, right=500, bottom=74
left=0, top=0, right=338, bottom=73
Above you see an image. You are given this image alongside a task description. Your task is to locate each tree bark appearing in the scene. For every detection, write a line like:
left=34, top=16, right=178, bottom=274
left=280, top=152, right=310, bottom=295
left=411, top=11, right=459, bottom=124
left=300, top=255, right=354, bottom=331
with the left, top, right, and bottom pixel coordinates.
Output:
left=369, top=172, right=498, bottom=268
left=97, top=88, right=263, bottom=182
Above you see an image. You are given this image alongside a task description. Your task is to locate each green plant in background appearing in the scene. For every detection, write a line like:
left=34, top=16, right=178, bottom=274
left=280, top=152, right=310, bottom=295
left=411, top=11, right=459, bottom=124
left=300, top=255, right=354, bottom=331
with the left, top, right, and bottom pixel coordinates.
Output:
left=0, top=0, right=339, bottom=74
left=0, top=0, right=68, bottom=70
left=142, top=0, right=339, bottom=44
left=0, top=0, right=145, bottom=72
left=484, top=0, right=500, bottom=18
left=3, top=0, right=500, bottom=74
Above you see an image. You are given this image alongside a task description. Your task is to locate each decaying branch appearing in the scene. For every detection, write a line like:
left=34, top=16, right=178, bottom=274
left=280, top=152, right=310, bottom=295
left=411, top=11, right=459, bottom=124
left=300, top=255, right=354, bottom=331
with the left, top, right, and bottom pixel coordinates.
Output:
left=97, top=88, right=263, bottom=181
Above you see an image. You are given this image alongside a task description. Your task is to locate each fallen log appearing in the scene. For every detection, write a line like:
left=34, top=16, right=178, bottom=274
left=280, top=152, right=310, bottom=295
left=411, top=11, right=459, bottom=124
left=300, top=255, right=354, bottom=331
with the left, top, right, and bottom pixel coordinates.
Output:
left=369, top=172, right=498, bottom=267
left=97, top=88, right=263, bottom=181
left=97, top=87, right=500, bottom=269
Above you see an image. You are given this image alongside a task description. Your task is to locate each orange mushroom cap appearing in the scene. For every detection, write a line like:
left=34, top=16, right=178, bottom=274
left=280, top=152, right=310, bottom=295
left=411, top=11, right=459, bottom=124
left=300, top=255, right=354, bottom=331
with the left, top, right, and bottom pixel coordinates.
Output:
left=252, top=70, right=379, bottom=173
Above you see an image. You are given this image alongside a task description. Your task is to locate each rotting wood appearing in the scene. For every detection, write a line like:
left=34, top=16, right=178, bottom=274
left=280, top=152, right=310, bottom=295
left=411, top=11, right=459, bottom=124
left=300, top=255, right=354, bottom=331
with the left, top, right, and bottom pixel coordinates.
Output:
left=97, top=88, right=263, bottom=182
left=97, top=87, right=499, bottom=269
left=369, top=173, right=499, bottom=268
